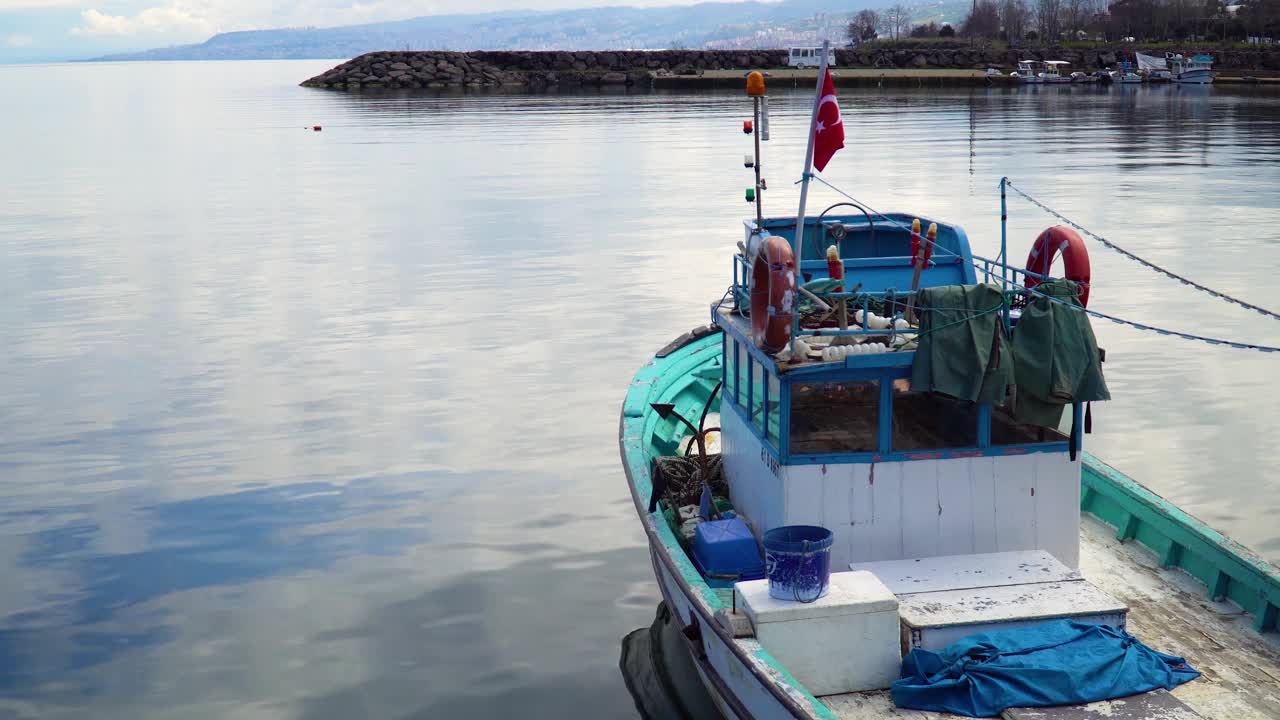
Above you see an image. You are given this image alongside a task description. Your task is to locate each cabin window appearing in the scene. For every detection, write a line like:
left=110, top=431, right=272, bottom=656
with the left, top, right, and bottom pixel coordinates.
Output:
left=891, top=384, right=980, bottom=451
left=732, top=335, right=742, bottom=404
left=767, top=373, right=781, bottom=447
left=751, top=359, right=766, bottom=433
left=736, top=340, right=750, bottom=408
left=990, top=402, right=1068, bottom=445
left=789, top=380, right=879, bottom=454
left=726, top=336, right=737, bottom=406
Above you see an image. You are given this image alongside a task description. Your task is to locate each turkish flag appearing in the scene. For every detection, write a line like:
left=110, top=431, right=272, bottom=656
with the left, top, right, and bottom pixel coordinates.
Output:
left=812, top=68, right=844, bottom=172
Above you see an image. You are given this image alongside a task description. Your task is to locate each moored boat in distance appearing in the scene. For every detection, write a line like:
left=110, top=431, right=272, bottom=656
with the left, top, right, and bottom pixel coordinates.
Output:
left=1011, top=60, right=1043, bottom=83
left=1039, top=60, right=1074, bottom=83
left=1168, top=53, right=1217, bottom=84
left=1110, top=60, right=1143, bottom=84
left=620, top=47, right=1280, bottom=720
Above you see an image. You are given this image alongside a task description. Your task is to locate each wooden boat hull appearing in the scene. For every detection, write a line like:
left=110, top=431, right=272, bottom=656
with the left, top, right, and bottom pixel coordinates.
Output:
left=621, top=328, right=1280, bottom=719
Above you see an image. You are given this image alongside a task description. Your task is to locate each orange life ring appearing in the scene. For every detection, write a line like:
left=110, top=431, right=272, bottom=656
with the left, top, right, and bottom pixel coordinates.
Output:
left=750, top=235, right=796, bottom=354
left=1025, top=226, right=1091, bottom=307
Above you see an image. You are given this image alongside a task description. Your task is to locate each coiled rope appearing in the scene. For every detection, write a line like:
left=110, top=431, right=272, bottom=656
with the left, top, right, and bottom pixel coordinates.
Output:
left=1005, top=178, right=1280, bottom=323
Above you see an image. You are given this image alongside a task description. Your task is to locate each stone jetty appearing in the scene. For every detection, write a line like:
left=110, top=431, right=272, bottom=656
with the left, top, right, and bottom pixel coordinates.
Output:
left=301, top=47, right=1280, bottom=90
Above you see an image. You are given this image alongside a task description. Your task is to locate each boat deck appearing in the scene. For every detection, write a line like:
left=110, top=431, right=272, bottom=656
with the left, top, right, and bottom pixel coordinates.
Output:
left=819, top=514, right=1280, bottom=719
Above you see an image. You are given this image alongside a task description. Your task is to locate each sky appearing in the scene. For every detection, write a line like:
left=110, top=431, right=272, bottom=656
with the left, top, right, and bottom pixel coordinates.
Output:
left=0, top=0, right=716, bottom=61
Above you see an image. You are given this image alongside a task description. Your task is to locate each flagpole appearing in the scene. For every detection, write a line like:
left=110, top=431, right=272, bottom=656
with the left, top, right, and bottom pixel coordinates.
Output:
left=793, top=39, right=829, bottom=267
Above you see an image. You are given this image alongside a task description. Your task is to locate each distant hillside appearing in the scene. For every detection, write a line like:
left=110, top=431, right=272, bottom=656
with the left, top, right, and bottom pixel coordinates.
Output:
left=87, top=0, right=969, bottom=62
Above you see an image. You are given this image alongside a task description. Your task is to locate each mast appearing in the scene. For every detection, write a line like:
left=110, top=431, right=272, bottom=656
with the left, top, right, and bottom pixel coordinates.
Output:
left=792, top=39, right=829, bottom=267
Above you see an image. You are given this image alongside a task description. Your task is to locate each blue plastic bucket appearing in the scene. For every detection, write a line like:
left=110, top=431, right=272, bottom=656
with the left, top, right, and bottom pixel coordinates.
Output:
left=762, top=525, right=833, bottom=603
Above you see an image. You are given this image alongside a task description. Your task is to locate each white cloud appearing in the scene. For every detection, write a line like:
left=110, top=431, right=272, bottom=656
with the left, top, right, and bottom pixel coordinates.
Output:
left=2, top=33, right=35, bottom=47
left=72, top=6, right=216, bottom=37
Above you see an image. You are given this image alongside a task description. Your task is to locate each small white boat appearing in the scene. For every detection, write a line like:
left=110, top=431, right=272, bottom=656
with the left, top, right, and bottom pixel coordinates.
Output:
left=1011, top=60, right=1043, bottom=84
left=1168, top=53, right=1217, bottom=84
left=1039, top=60, right=1074, bottom=84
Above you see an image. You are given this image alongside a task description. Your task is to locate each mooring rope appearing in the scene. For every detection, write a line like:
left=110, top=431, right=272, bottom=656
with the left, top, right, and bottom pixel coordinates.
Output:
left=803, top=173, right=1280, bottom=353
left=1005, top=179, right=1280, bottom=323
left=1021, top=280, right=1280, bottom=354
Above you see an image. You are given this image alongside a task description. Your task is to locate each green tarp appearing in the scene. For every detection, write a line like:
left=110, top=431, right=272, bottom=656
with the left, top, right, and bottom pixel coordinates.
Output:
left=1011, top=279, right=1110, bottom=428
left=910, top=283, right=1012, bottom=405
left=910, top=281, right=1108, bottom=428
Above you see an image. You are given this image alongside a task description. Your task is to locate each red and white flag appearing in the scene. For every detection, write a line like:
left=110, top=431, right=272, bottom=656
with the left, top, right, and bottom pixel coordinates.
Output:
left=812, top=67, right=844, bottom=172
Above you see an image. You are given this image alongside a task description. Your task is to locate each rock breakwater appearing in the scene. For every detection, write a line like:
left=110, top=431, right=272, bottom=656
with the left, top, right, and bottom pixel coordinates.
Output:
left=301, top=47, right=1279, bottom=90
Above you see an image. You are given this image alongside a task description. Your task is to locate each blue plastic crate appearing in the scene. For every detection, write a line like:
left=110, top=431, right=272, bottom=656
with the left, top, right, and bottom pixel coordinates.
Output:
left=691, top=518, right=766, bottom=586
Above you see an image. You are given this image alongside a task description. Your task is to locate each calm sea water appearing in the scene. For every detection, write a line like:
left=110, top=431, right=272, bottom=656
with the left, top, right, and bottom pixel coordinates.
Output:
left=1, top=60, right=1278, bottom=719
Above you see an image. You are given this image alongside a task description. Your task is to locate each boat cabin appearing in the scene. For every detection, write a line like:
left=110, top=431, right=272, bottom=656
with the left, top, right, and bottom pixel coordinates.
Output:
left=715, top=214, right=1085, bottom=574
left=1040, top=60, right=1071, bottom=80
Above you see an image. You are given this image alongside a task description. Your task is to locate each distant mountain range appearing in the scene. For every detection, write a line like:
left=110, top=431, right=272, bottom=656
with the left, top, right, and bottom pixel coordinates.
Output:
left=87, top=0, right=968, bottom=62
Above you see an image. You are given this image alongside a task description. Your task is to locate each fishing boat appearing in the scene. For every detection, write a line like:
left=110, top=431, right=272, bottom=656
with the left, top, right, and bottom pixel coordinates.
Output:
left=1011, top=61, right=1043, bottom=84
left=1113, top=61, right=1143, bottom=84
left=1168, top=53, right=1217, bottom=84
left=619, top=46, right=1280, bottom=720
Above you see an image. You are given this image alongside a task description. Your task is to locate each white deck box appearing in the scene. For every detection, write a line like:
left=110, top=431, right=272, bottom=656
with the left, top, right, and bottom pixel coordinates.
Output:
left=735, top=571, right=902, bottom=695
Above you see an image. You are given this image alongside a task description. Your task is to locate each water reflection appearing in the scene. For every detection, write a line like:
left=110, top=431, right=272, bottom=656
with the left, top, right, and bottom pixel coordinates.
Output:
left=620, top=603, right=723, bottom=720
left=0, top=60, right=1277, bottom=718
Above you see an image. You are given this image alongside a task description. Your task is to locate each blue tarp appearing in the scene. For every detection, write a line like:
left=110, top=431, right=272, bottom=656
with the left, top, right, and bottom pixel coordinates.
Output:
left=890, top=620, right=1199, bottom=717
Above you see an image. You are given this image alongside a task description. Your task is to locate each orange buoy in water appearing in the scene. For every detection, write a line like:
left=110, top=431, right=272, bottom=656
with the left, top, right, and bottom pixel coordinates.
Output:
left=750, top=235, right=796, bottom=354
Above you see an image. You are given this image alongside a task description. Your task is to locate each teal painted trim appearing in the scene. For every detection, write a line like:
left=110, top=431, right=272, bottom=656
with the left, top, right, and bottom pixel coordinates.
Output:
left=1082, top=453, right=1280, bottom=634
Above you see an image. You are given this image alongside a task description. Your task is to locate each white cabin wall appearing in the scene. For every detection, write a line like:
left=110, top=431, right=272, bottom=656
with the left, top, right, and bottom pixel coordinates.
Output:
left=721, top=403, right=785, bottom=536
left=722, top=400, right=1081, bottom=568
left=1033, top=452, right=1082, bottom=568
left=775, top=454, right=1082, bottom=570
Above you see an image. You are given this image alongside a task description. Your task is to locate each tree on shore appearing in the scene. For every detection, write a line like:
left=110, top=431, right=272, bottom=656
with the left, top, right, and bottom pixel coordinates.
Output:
left=962, top=0, right=1003, bottom=37
left=940, top=23, right=957, bottom=36
left=1036, top=0, right=1064, bottom=40
left=910, top=21, right=942, bottom=36
left=1001, top=0, right=1033, bottom=40
left=881, top=4, right=914, bottom=39
left=848, top=9, right=881, bottom=41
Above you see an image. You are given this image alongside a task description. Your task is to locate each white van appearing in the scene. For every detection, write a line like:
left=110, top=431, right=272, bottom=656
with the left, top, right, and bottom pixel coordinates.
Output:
left=787, top=47, right=838, bottom=68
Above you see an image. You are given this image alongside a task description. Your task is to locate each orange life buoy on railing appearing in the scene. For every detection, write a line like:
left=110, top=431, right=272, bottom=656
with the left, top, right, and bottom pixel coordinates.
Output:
left=1025, top=226, right=1091, bottom=307
left=750, top=235, right=796, bottom=354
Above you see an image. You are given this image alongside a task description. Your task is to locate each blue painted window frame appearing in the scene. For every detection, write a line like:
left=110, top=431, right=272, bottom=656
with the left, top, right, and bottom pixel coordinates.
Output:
left=713, top=311, right=1074, bottom=466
